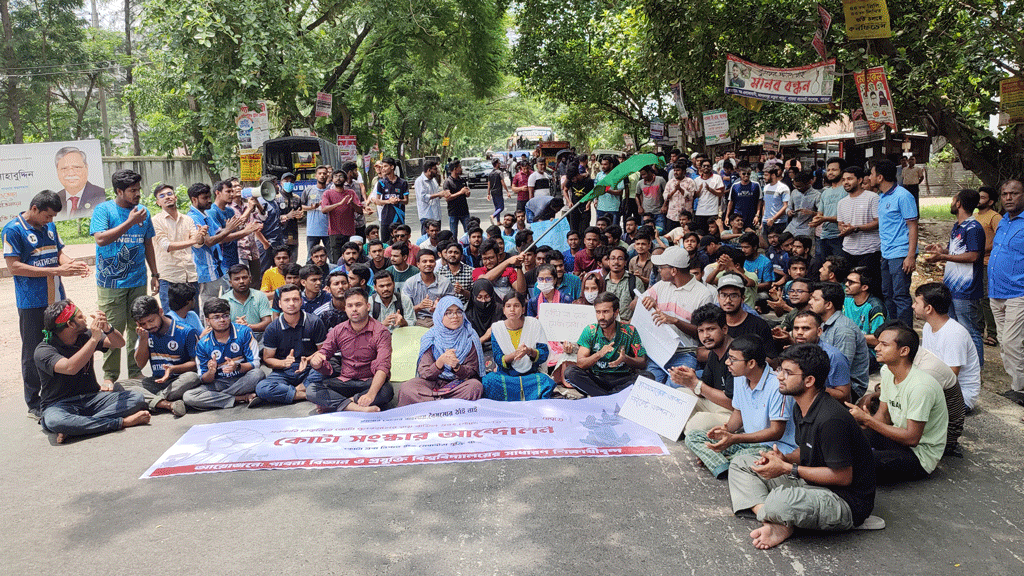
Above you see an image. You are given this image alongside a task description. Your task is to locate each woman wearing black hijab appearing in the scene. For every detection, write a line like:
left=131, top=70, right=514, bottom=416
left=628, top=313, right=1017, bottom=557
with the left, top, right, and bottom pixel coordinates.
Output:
left=466, top=278, right=504, bottom=348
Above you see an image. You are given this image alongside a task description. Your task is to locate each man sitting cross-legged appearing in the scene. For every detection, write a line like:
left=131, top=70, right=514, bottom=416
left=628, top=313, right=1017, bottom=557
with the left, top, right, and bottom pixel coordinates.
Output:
left=253, top=284, right=327, bottom=407
left=728, top=344, right=876, bottom=549
left=182, top=298, right=264, bottom=410
left=846, top=322, right=948, bottom=485
left=565, top=292, right=651, bottom=396
left=121, top=295, right=201, bottom=417
left=685, top=334, right=797, bottom=479
left=307, top=288, right=394, bottom=413
left=35, top=300, right=150, bottom=443
left=668, top=303, right=734, bottom=433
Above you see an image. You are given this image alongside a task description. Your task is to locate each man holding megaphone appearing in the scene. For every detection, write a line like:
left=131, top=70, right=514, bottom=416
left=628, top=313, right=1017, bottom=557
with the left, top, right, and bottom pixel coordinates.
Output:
left=276, top=173, right=304, bottom=263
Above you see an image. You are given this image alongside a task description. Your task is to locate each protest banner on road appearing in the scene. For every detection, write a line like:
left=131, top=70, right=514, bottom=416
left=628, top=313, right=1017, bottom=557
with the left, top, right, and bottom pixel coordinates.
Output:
left=538, top=302, right=596, bottom=343
left=702, top=109, right=731, bottom=146
left=724, top=54, right=836, bottom=104
left=843, top=0, right=891, bottom=40
left=629, top=289, right=680, bottom=369
left=620, top=376, right=698, bottom=441
left=999, top=77, right=1024, bottom=127
left=0, top=139, right=104, bottom=223
left=141, top=389, right=669, bottom=478
left=854, top=66, right=897, bottom=131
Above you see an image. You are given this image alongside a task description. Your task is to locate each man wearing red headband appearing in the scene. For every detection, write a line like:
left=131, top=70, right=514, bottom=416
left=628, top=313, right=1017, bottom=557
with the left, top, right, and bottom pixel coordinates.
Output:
left=34, top=300, right=150, bottom=444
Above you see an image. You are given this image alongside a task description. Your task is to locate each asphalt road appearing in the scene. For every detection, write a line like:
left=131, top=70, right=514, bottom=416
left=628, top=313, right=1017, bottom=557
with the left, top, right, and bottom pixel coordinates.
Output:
left=2, top=185, right=1024, bottom=575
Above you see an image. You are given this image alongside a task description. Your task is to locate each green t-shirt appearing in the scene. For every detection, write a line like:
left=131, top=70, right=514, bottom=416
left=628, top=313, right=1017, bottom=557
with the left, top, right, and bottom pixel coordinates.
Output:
left=879, top=366, right=948, bottom=473
left=577, top=322, right=646, bottom=375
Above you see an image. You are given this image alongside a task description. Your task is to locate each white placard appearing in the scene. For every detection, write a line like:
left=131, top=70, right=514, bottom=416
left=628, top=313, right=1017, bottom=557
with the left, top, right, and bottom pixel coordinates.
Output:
left=538, top=302, right=596, bottom=343
left=629, top=289, right=680, bottom=369
left=620, top=376, right=699, bottom=441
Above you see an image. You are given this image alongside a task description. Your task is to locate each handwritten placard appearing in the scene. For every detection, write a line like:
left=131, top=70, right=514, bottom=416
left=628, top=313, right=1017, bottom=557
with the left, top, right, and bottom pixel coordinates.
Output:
left=538, top=303, right=596, bottom=343
left=630, top=289, right=681, bottom=369
left=620, top=376, right=698, bottom=441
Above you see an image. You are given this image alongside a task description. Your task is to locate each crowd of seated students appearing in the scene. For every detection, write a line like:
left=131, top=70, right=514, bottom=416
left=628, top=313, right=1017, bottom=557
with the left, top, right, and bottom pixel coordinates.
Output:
left=25, top=166, right=1018, bottom=552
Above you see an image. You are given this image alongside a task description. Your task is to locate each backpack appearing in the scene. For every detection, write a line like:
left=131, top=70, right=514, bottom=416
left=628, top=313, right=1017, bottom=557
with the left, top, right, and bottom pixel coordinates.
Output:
left=372, top=297, right=404, bottom=320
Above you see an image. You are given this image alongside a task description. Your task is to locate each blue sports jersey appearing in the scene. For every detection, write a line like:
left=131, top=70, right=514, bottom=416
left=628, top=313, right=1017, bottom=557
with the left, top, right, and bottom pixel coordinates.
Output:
left=138, top=317, right=199, bottom=378
left=90, top=201, right=155, bottom=289
left=206, top=203, right=239, bottom=270
left=3, top=214, right=66, bottom=308
left=195, top=323, right=260, bottom=379
left=187, top=206, right=221, bottom=282
left=301, top=289, right=331, bottom=315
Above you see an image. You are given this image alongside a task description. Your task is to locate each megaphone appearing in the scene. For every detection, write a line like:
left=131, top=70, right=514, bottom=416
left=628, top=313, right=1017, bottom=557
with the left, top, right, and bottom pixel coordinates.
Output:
left=241, top=181, right=277, bottom=202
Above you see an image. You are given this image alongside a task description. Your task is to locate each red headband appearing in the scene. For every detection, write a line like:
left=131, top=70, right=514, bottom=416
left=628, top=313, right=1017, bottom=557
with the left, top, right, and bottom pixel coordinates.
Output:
left=55, top=302, right=77, bottom=325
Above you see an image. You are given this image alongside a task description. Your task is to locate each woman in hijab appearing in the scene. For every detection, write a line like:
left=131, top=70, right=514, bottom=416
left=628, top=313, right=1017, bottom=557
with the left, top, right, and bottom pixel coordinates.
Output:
left=483, top=292, right=555, bottom=401
left=397, top=295, right=485, bottom=406
left=465, top=278, right=503, bottom=346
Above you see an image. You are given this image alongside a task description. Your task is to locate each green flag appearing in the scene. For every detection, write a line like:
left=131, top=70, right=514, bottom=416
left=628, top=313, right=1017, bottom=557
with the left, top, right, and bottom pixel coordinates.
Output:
left=579, top=153, right=665, bottom=204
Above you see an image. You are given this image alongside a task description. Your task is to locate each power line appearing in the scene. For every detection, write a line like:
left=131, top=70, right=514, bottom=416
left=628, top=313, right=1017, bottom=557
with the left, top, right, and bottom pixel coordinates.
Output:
left=1, top=62, right=154, bottom=79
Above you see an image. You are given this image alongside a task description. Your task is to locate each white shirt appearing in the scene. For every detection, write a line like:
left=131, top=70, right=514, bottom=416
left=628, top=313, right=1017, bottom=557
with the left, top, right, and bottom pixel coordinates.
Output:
left=414, top=173, right=441, bottom=221
left=694, top=174, right=725, bottom=216
left=642, top=277, right=714, bottom=348
left=922, top=318, right=981, bottom=409
left=528, top=170, right=552, bottom=197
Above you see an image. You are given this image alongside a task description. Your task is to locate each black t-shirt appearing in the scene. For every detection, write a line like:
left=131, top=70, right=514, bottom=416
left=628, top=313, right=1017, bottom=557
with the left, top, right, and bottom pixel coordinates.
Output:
left=487, top=170, right=504, bottom=195
left=701, top=347, right=734, bottom=399
left=443, top=176, right=470, bottom=217
left=728, top=312, right=778, bottom=358
left=35, top=333, right=108, bottom=409
left=377, top=177, right=409, bottom=229
left=795, top=392, right=876, bottom=526
left=570, top=178, right=595, bottom=204
left=276, top=192, right=303, bottom=242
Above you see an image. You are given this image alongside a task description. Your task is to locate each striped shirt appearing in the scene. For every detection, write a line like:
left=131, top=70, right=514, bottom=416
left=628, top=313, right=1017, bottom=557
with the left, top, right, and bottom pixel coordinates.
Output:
left=836, top=191, right=880, bottom=256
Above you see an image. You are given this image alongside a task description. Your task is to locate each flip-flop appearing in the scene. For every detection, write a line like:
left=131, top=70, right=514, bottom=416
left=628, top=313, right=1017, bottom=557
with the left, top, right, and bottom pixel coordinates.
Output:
left=984, top=336, right=998, bottom=347
left=855, top=515, right=886, bottom=530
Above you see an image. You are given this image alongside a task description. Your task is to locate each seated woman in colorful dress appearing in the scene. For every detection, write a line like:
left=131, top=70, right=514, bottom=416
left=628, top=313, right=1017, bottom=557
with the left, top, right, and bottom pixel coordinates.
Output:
left=483, top=292, right=555, bottom=401
left=397, top=295, right=485, bottom=406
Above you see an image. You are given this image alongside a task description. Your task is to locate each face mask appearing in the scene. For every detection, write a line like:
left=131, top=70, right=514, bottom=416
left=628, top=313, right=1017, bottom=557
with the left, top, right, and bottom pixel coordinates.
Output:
left=584, top=291, right=598, bottom=303
left=537, top=280, right=554, bottom=293
left=282, top=182, right=294, bottom=192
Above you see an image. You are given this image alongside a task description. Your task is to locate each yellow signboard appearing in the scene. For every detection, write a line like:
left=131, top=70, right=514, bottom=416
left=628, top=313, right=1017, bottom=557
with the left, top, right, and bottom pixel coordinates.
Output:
left=843, top=0, right=891, bottom=40
left=442, top=137, right=451, bottom=147
left=999, top=77, right=1024, bottom=127
left=239, top=151, right=262, bottom=181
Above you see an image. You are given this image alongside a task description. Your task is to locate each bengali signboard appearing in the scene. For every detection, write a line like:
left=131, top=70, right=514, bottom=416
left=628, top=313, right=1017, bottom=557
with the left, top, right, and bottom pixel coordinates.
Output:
left=843, top=0, right=891, bottom=40
left=237, top=102, right=270, bottom=150
left=852, top=109, right=886, bottom=144
left=854, top=66, right=897, bottom=131
left=0, top=139, right=105, bottom=223
left=999, top=77, right=1024, bottom=127
left=140, top=389, right=668, bottom=478
left=702, top=109, right=731, bottom=146
left=650, top=119, right=665, bottom=140
left=724, top=54, right=836, bottom=104
left=315, top=92, right=333, bottom=117
left=337, top=135, right=359, bottom=163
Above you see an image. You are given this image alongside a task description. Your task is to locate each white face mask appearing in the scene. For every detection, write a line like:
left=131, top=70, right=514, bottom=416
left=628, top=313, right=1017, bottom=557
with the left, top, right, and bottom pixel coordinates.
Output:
left=537, top=280, right=555, bottom=293
left=584, top=291, right=599, bottom=303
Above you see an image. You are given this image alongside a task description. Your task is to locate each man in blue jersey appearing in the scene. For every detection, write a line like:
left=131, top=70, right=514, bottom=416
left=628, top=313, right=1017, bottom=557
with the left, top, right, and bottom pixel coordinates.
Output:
left=183, top=298, right=263, bottom=410
left=3, top=190, right=90, bottom=419
left=122, top=295, right=201, bottom=416
left=90, top=169, right=160, bottom=386
left=188, top=182, right=239, bottom=313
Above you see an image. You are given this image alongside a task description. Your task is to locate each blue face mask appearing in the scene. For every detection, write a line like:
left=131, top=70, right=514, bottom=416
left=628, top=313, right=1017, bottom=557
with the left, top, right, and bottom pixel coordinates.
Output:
left=282, top=182, right=295, bottom=193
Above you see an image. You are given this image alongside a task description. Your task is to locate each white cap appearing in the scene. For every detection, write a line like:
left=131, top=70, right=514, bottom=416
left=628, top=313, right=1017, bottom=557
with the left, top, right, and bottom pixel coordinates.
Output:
left=650, top=245, right=690, bottom=269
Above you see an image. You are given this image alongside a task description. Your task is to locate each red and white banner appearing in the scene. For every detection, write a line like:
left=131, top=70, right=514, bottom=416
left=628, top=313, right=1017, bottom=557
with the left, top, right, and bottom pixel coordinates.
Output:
left=141, top=389, right=668, bottom=478
left=854, top=66, right=897, bottom=131
left=315, top=92, right=333, bottom=117
left=724, top=54, right=836, bottom=104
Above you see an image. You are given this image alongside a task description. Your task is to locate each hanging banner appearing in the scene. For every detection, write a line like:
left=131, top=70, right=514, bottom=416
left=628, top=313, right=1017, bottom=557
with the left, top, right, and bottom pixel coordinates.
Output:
left=812, top=30, right=827, bottom=60
left=702, top=109, right=731, bottom=146
left=854, top=66, right=897, bottom=131
left=0, top=139, right=105, bottom=222
left=843, top=0, right=892, bottom=40
left=622, top=134, right=636, bottom=151
left=315, top=92, right=333, bottom=118
left=763, top=131, right=780, bottom=153
left=649, top=119, right=665, bottom=140
left=818, top=3, right=832, bottom=32
left=852, top=109, right=886, bottom=144
left=236, top=102, right=270, bottom=150
left=670, top=82, right=689, bottom=120
left=724, top=54, right=836, bottom=104
left=998, top=77, right=1024, bottom=127
left=239, top=151, right=263, bottom=181
left=140, top=389, right=668, bottom=478
left=337, top=135, right=359, bottom=163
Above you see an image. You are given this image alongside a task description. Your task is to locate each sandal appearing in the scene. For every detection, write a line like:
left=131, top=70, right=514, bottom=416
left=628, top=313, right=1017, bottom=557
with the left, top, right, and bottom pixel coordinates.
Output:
left=984, top=336, right=998, bottom=347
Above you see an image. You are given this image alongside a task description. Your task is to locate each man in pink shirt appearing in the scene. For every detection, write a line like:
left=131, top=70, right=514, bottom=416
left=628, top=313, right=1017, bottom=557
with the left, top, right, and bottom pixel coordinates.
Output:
left=321, top=161, right=364, bottom=262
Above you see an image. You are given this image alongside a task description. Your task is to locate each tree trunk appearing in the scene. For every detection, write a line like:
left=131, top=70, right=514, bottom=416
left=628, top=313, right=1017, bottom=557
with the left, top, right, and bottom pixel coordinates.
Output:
left=0, top=0, right=23, bottom=143
left=125, top=0, right=142, bottom=155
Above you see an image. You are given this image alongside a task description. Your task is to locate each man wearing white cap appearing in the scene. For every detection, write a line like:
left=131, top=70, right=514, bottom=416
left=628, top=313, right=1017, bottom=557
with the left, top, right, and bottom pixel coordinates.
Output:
left=640, top=245, right=715, bottom=383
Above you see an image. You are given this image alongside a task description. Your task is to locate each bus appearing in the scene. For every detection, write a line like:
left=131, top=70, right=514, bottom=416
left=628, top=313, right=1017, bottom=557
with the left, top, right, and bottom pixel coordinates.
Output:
left=509, top=126, right=555, bottom=150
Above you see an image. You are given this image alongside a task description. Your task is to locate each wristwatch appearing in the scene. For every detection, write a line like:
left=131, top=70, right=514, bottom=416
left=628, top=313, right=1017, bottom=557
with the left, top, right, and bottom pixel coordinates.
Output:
left=693, top=381, right=703, bottom=397
left=789, top=463, right=800, bottom=480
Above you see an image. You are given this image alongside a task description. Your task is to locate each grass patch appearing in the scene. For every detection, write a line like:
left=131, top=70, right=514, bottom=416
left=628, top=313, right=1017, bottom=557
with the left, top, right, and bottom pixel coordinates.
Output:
left=55, top=218, right=94, bottom=245
left=919, top=205, right=955, bottom=221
